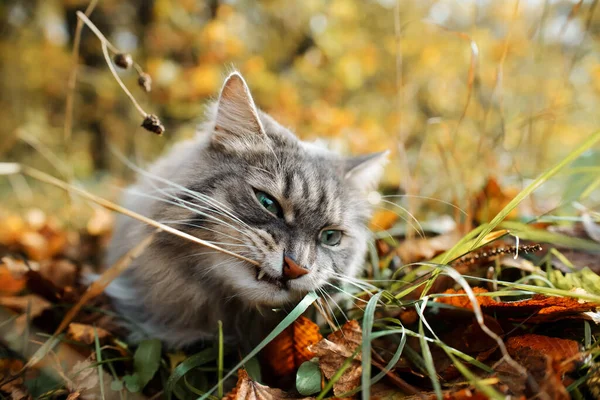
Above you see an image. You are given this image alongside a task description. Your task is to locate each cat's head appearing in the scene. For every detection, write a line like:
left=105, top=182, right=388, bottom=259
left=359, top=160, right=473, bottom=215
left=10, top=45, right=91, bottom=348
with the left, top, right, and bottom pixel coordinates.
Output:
left=173, top=72, right=388, bottom=307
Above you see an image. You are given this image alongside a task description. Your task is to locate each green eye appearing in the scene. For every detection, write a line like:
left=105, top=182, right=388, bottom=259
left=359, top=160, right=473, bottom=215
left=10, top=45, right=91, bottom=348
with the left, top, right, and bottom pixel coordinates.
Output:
left=320, top=229, right=342, bottom=246
left=255, top=190, right=282, bottom=217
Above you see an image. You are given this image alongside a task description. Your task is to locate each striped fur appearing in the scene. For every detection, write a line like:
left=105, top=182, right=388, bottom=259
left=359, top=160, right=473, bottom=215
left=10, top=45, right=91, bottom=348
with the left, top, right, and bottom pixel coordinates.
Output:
left=104, top=72, right=388, bottom=349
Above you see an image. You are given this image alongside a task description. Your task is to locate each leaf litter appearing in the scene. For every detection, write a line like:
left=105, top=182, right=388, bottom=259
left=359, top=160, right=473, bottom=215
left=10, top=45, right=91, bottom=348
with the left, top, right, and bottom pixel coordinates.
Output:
left=2, top=176, right=600, bottom=400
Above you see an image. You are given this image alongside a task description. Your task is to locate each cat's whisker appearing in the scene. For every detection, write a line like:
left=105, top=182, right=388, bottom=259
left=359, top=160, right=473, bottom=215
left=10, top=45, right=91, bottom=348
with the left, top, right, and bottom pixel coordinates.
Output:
left=330, top=272, right=379, bottom=291
left=113, top=148, right=251, bottom=230
left=381, top=194, right=469, bottom=218
left=319, top=287, right=349, bottom=323
left=158, top=219, right=248, bottom=244
left=125, top=187, right=254, bottom=241
left=160, top=218, right=256, bottom=248
left=376, top=200, right=426, bottom=239
left=323, top=281, right=369, bottom=306
left=158, top=185, right=252, bottom=230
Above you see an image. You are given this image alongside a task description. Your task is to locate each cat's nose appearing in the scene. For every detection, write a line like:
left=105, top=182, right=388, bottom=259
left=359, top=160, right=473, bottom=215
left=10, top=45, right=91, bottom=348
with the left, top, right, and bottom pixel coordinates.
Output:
left=282, top=255, right=309, bottom=280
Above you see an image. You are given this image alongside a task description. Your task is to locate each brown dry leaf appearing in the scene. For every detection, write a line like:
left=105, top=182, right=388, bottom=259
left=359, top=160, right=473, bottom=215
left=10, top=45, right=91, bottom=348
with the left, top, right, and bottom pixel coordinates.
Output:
left=0, top=265, right=26, bottom=296
left=396, top=232, right=460, bottom=264
left=0, top=294, right=52, bottom=317
left=86, top=207, right=114, bottom=236
left=474, top=177, right=519, bottom=224
left=308, top=320, right=362, bottom=396
left=506, top=334, right=581, bottom=375
left=66, top=323, right=111, bottom=345
left=369, top=210, right=398, bottom=231
left=496, top=335, right=576, bottom=400
left=223, top=369, right=313, bottom=400
left=0, top=359, right=25, bottom=392
left=38, top=259, right=77, bottom=289
left=67, top=360, right=99, bottom=399
left=436, top=288, right=598, bottom=322
left=263, top=316, right=322, bottom=377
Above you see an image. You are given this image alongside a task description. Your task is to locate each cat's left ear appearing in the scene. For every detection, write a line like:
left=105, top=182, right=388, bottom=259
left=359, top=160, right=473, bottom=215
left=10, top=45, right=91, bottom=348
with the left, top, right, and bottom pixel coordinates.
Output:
left=212, top=72, right=267, bottom=152
left=344, top=151, right=389, bottom=191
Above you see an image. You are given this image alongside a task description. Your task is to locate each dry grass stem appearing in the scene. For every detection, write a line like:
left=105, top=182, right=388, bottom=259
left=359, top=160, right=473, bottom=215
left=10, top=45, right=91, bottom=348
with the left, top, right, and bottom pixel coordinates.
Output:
left=54, top=230, right=158, bottom=335
left=0, top=163, right=259, bottom=265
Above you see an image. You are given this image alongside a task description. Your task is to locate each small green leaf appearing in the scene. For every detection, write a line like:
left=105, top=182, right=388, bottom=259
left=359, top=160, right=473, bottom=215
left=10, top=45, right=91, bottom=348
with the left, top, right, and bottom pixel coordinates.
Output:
left=123, top=374, right=141, bottom=393
left=133, top=339, right=162, bottom=389
left=244, top=356, right=262, bottom=383
left=110, top=380, right=124, bottom=391
left=296, top=361, right=322, bottom=396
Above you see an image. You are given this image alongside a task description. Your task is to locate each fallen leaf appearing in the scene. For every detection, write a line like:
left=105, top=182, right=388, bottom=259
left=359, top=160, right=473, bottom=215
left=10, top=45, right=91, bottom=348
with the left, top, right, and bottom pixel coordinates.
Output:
left=474, top=177, right=519, bottom=224
left=435, top=288, right=599, bottom=322
left=263, top=316, right=323, bottom=377
left=0, top=294, right=52, bottom=317
left=38, top=259, right=77, bottom=289
left=369, top=210, right=398, bottom=231
left=396, top=232, right=460, bottom=264
left=67, top=360, right=99, bottom=397
left=223, top=369, right=313, bottom=400
left=66, top=323, right=111, bottom=345
left=496, top=334, right=578, bottom=400
left=506, top=334, right=581, bottom=375
left=86, top=208, right=114, bottom=236
left=308, top=320, right=362, bottom=396
left=0, top=265, right=26, bottom=296
left=0, top=359, right=25, bottom=392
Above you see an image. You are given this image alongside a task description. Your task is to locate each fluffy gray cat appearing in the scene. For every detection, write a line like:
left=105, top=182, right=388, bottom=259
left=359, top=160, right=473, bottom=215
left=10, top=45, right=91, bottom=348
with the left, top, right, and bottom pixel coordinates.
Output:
left=104, top=72, right=388, bottom=349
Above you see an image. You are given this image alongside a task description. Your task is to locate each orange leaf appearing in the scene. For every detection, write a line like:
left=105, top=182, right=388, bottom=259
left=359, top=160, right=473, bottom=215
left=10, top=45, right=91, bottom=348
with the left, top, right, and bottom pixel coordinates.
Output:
left=369, top=210, right=398, bottom=231
left=436, top=288, right=598, bottom=322
left=474, top=177, right=519, bottom=224
left=66, top=323, right=112, bottom=345
left=506, top=334, right=581, bottom=374
left=262, top=316, right=322, bottom=377
left=0, top=266, right=26, bottom=296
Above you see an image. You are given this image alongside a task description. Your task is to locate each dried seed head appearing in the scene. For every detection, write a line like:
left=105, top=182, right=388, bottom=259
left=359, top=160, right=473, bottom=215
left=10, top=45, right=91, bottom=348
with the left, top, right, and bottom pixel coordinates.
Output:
left=113, top=53, right=133, bottom=69
left=138, top=72, right=152, bottom=92
left=142, top=114, right=164, bottom=135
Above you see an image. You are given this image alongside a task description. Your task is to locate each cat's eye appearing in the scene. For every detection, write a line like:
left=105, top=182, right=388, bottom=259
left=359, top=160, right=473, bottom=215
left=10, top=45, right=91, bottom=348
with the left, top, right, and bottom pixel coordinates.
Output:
left=320, top=229, right=342, bottom=246
left=255, top=190, right=283, bottom=217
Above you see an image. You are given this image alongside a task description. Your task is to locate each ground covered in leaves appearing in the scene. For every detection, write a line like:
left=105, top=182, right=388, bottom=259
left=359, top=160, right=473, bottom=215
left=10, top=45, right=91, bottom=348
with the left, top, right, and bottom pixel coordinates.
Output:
left=1, top=179, right=600, bottom=399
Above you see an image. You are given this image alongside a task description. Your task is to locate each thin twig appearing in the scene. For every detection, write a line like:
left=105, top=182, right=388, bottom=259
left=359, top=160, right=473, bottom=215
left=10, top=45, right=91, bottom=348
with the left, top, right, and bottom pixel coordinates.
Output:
left=75, top=11, right=119, bottom=53
left=100, top=41, right=147, bottom=117
left=55, top=230, right=158, bottom=335
left=64, top=0, right=99, bottom=144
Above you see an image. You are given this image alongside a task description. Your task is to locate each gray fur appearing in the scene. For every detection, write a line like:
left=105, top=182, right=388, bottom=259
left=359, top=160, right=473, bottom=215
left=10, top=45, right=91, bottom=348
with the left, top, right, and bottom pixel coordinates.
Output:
left=104, top=72, right=388, bottom=349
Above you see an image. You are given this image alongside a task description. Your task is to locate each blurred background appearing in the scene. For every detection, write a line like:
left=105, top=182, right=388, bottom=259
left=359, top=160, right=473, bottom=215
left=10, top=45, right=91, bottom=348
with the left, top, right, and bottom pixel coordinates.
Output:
left=1, top=0, right=599, bottom=225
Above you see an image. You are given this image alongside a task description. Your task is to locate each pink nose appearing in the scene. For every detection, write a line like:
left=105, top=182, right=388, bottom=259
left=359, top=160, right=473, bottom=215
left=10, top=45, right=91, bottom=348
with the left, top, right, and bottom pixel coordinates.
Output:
left=282, top=256, right=309, bottom=280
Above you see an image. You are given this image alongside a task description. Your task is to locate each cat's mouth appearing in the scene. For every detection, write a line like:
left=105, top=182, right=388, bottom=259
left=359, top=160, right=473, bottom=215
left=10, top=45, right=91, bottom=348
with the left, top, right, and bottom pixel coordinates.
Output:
left=254, top=266, right=288, bottom=289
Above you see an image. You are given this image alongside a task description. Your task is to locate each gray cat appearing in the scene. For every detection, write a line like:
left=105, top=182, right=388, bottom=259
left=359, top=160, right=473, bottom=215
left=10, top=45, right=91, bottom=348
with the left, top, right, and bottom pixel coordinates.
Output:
left=104, top=72, right=388, bottom=349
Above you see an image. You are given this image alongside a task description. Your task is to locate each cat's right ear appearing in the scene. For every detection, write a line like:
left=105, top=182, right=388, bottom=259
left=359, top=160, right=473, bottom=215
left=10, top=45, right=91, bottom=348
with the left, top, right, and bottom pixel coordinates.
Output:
left=211, top=72, right=267, bottom=152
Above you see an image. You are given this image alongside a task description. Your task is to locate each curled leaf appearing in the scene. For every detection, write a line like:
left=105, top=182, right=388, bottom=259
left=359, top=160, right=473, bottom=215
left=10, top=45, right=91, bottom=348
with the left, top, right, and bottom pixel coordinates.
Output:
left=224, top=369, right=313, bottom=400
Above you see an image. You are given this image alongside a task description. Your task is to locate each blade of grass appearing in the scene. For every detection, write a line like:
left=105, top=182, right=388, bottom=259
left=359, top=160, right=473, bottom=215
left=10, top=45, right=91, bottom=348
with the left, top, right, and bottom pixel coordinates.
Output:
left=338, top=328, right=409, bottom=397
left=361, top=292, right=381, bottom=400
left=500, top=221, right=600, bottom=251
left=415, top=300, right=442, bottom=399
left=472, top=130, right=600, bottom=249
left=93, top=327, right=106, bottom=400
left=217, top=321, right=224, bottom=399
left=167, top=347, right=216, bottom=400
left=198, top=291, right=318, bottom=400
